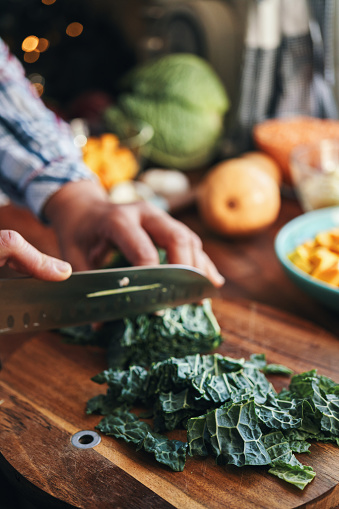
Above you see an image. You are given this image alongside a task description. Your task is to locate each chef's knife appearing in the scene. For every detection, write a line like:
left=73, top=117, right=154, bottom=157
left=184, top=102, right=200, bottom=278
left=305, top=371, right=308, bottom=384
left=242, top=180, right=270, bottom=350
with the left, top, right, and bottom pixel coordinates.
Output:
left=0, top=264, right=218, bottom=335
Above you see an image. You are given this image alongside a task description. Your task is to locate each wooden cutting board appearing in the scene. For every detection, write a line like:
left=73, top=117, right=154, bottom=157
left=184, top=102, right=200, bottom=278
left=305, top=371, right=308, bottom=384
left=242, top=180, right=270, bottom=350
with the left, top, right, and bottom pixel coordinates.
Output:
left=0, top=298, right=338, bottom=509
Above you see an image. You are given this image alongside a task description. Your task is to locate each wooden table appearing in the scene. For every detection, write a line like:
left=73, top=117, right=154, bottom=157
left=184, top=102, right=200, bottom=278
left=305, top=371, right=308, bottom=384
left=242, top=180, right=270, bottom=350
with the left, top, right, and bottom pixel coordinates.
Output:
left=0, top=197, right=338, bottom=509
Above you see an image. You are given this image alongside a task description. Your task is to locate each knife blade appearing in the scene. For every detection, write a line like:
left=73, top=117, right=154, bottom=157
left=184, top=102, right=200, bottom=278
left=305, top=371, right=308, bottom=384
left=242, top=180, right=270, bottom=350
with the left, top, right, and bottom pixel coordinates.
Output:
left=0, top=264, right=218, bottom=335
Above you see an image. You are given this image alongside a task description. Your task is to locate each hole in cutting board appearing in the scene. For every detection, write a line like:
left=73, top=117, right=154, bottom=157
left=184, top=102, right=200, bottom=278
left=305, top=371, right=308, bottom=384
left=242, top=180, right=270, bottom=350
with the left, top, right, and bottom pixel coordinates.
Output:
left=79, top=434, right=94, bottom=445
left=71, top=430, right=101, bottom=449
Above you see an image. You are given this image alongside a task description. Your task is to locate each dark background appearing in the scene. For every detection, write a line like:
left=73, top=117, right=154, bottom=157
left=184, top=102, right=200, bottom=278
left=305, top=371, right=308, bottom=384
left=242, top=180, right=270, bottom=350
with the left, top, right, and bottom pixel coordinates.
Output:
left=0, top=0, right=147, bottom=113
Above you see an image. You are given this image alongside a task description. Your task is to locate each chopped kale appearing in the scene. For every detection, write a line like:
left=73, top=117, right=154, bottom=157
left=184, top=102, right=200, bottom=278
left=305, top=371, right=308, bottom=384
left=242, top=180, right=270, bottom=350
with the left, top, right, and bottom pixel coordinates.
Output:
left=263, top=364, right=294, bottom=376
left=96, top=409, right=187, bottom=471
left=61, top=299, right=222, bottom=370
left=268, top=461, right=316, bottom=490
left=88, top=353, right=339, bottom=489
left=107, top=299, right=222, bottom=369
left=250, top=353, right=294, bottom=376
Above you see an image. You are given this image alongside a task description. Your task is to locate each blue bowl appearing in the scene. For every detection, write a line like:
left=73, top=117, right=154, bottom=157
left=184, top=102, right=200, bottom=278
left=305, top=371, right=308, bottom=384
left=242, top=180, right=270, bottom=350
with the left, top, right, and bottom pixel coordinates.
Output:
left=274, top=207, right=339, bottom=312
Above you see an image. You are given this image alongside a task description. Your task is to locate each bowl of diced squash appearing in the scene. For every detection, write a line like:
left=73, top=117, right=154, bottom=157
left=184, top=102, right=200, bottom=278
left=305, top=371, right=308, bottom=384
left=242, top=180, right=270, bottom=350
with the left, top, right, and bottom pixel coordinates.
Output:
left=274, top=206, right=339, bottom=312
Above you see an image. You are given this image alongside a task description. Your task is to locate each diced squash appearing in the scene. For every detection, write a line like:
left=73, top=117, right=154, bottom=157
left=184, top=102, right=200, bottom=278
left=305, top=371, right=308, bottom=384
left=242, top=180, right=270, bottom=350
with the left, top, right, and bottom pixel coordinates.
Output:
left=314, top=263, right=339, bottom=286
left=288, top=227, right=339, bottom=288
left=82, top=133, right=138, bottom=190
left=288, top=247, right=313, bottom=273
left=315, top=232, right=335, bottom=249
left=308, top=247, right=339, bottom=277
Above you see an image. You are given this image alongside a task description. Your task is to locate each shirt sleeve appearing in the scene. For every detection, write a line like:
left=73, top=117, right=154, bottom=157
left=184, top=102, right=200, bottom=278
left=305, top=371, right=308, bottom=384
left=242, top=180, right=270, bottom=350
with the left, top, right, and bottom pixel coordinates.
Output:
left=0, top=38, right=97, bottom=221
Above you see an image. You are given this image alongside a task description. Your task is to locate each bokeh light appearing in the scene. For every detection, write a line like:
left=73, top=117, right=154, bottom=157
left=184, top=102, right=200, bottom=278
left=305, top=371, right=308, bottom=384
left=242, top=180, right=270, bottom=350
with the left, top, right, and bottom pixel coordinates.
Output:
left=29, top=73, right=45, bottom=86
left=37, top=38, right=50, bottom=52
left=31, top=82, right=44, bottom=97
left=66, top=22, right=83, bottom=38
left=70, top=118, right=89, bottom=148
left=41, top=0, right=56, bottom=5
left=24, top=51, right=40, bottom=63
left=74, top=134, right=88, bottom=148
left=22, top=36, right=39, bottom=52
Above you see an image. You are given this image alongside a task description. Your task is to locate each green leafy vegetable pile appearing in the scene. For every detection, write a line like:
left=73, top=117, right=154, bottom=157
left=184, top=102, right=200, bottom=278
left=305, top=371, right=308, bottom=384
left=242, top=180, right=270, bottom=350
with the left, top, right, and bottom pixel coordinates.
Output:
left=87, top=353, right=339, bottom=490
left=62, top=300, right=222, bottom=370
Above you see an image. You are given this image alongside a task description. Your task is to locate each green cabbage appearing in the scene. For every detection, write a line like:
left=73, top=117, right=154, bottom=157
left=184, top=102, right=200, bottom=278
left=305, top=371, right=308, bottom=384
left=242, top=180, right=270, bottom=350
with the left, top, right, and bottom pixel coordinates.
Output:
left=105, top=53, right=229, bottom=170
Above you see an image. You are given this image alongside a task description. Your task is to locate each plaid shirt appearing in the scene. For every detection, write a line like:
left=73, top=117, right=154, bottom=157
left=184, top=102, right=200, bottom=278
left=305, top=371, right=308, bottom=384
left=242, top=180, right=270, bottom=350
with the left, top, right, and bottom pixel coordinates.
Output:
left=0, top=38, right=95, bottom=220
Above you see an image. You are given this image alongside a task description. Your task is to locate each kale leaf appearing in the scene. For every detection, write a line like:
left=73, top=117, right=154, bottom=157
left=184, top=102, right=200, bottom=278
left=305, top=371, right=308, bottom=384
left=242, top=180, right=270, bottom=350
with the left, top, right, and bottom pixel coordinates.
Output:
left=268, top=461, right=316, bottom=491
left=203, top=397, right=272, bottom=467
left=96, top=409, right=187, bottom=471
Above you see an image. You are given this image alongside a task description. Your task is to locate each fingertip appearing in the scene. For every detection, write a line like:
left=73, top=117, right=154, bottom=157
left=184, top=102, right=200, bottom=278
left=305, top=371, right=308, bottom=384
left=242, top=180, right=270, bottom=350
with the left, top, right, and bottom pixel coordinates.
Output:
left=214, top=274, right=225, bottom=288
left=51, top=258, right=72, bottom=279
left=202, top=258, right=225, bottom=288
left=206, top=266, right=225, bottom=288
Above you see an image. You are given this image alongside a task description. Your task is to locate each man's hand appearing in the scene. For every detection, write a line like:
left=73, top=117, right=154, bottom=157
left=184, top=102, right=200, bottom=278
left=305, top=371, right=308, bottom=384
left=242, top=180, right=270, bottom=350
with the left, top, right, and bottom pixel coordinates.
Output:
left=44, top=181, right=225, bottom=287
left=0, top=230, right=72, bottom=280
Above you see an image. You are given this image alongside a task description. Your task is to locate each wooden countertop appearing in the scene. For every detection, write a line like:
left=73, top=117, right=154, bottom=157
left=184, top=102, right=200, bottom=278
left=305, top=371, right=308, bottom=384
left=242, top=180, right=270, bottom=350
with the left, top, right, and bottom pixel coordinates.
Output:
left=0, top=197, right=338, bottom=509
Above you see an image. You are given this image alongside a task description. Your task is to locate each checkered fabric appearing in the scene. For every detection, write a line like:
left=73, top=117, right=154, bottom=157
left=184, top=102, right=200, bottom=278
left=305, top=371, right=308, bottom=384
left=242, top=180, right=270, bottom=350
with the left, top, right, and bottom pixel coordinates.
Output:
left=229, top=0, right=338, bottom=152
left=0, top=38, right=96, bottom=221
